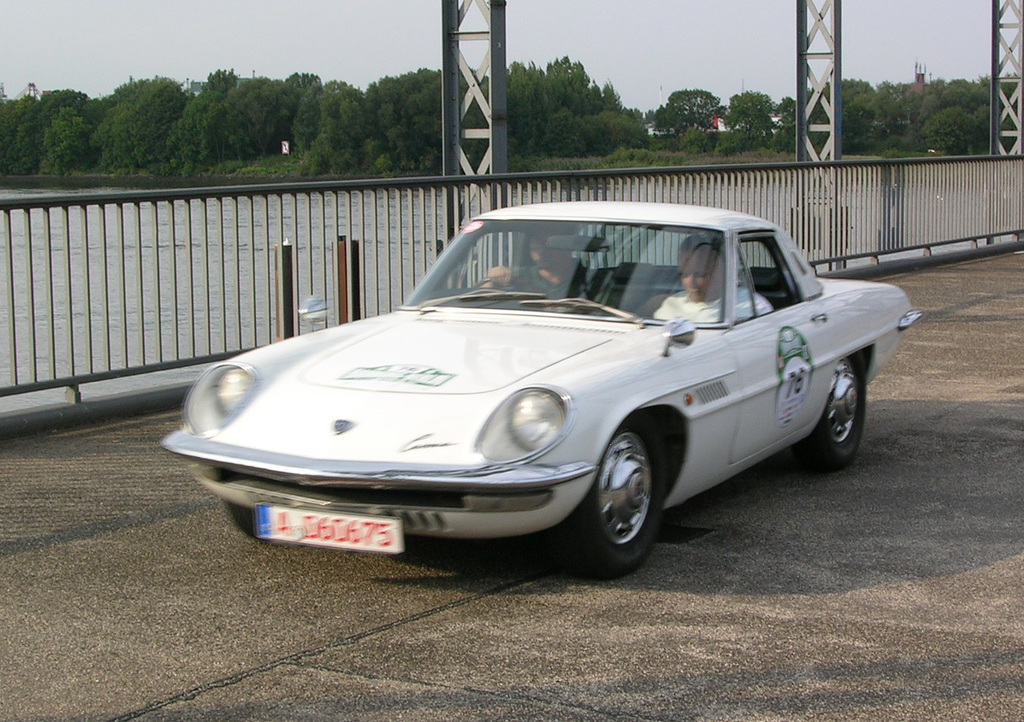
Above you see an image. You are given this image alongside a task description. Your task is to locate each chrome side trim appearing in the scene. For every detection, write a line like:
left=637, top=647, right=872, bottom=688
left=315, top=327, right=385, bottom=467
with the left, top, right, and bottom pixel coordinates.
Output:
left=162, top=431, right=594, bottom=492
left=898, top=309, right=924, bottom=331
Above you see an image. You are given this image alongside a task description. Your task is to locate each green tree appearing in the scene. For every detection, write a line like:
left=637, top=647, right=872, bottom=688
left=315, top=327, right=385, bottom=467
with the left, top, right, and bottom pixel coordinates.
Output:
left=582, top=111, right=648, bottom=156
left=41, top=107, right=91, bottom=174
left=721, top=91, right=776, bottom=154
left=507, top=61, right=549, bottom=158
left=226, top=77, right=300, bottom=158
left=840, top=79, right=876, bottom=154
left=95, top=78, right=189, bottom=173
left=920, top=78, right=989, bottom=154
left=507, top=57, right=640, bottom=161
left=288, top=73, right=324, bottom=154
left=924, top=107, right=978, bottom=155
left=678, top=127, right=713, bottom=154
left=870, top=81, right=923, bottom=152
left=0, top=97, right=39, bottom=174
left=654, top=89, right=723, bottom=134
left=204, top=69, right=240, bottom=97
left=544, top=108, right=586, bottom=157
left=0, top=90, right=92, bottom=174
left=167, top=93, right=230, bottom=173
left=543, top=57, right=605, bottom=118
left=305, top=81, right=366, bottom=175
left=362, top=69, right=442, bottom=174
left=599, top=81, right=624, bottom=113
left=771, top=97, right=797, bottom=154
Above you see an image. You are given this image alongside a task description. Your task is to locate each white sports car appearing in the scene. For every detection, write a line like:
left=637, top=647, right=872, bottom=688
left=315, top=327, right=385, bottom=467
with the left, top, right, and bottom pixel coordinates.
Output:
left=163, top=201, right=921, bottom=578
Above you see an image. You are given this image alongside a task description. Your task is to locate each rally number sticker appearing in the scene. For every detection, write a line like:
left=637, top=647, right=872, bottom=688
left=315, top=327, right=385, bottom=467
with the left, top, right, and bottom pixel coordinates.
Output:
left=776, top=326, right=813, bottom=426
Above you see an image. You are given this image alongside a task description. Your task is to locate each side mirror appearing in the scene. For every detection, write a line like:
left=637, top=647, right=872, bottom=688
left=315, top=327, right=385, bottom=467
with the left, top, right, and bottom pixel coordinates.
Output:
left=298, top=296, right=329, bottom=332
left=662, top=318, right=696, bottom=356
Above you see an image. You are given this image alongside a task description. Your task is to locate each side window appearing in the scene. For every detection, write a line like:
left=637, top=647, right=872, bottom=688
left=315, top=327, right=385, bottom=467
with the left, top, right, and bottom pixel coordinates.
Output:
left=735, top=250, right=758, bottom=323
left=739, top=235, right=800, bottom=311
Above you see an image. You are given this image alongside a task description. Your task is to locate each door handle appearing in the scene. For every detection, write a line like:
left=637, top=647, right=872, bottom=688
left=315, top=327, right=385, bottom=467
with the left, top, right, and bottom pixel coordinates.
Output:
left=811, top=313, right=829, bottom=324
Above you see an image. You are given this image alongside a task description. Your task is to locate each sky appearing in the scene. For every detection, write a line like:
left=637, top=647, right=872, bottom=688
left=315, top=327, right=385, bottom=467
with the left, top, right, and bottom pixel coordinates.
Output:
left=1, top=1, right=993, bottom=112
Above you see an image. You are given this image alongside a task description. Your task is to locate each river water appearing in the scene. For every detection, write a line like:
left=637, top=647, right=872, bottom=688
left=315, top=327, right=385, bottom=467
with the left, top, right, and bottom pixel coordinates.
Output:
left=1, top=183, right=450, bottom=415
left=1, top=187, right=250, bottom=414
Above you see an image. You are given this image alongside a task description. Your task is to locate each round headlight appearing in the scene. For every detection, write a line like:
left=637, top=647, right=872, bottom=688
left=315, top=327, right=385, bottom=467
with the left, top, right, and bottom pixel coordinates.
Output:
left=184, top=363, right=256, bottom=436
left=217, top=366, right=254, bottom=415
left=478, top=388, right=570, bottom=462
left=509, top=391, right=565, bottom=449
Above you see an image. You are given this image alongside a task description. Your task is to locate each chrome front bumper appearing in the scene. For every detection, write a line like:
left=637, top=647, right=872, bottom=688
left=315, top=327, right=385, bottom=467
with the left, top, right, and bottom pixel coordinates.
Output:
left=162, top=431, right=595, bottom=493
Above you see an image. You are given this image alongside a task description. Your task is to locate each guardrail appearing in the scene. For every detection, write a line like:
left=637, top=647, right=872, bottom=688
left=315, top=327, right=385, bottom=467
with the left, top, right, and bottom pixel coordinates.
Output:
left=2, top=156, right=1023, bottom=407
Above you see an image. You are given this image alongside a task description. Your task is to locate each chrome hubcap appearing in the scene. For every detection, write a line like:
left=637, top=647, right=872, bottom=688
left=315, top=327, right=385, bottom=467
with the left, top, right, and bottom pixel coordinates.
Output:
left=826, top=359, right=858, bottom=443
left=596, top=432, right=651, bottom=545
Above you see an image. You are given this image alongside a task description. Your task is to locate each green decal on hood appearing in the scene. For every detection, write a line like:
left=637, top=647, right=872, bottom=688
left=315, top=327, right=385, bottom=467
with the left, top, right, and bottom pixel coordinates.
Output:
left=340, top=364, right=455, bottom=387
left=776, top=326, right=813, bottom=427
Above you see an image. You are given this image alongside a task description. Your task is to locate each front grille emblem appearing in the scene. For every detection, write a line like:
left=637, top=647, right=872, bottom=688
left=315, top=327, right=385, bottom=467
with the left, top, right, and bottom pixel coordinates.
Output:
left=332, top=420, right=355, bottom=435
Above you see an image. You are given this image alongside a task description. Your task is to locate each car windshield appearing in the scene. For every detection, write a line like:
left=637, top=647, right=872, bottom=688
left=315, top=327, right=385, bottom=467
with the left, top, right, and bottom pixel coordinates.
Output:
left=405, top=219, right=727, bottom=324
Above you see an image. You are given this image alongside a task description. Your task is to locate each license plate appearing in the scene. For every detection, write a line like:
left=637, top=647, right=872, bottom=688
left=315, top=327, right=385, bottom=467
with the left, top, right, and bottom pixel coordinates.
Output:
left=255, top=504, right=404, bottom=554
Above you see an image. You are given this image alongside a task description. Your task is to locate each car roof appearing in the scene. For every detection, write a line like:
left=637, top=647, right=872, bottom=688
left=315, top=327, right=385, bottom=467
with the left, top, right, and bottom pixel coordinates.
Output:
left=474, top=201, right=779, bottom=233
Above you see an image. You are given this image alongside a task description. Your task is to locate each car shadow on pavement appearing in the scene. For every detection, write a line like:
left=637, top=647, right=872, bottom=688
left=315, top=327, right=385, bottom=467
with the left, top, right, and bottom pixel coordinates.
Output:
left=636, top=397, right=1024, bottom=596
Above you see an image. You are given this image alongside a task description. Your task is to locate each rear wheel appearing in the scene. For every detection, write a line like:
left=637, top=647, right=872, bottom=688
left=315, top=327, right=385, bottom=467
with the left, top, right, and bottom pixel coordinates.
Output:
left=792, top=354, right=866, bottom=472
left=548, top=416, right=666, bottom=579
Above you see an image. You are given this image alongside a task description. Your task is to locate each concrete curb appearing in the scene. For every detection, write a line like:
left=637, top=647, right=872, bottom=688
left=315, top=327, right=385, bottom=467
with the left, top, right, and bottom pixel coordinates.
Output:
left=0, top=384, right=189, bottom=440
left=822, top=239, right=1024, bottom=280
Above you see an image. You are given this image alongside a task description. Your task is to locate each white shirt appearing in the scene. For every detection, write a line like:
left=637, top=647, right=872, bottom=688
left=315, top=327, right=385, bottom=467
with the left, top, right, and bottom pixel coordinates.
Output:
left=653, top=294, right=722, bottom=323
left=655, top=292, right=772, bottom=323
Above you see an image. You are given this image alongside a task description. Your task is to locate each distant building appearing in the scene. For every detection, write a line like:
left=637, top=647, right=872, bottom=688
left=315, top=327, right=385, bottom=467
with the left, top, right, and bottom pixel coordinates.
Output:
left=911, top=63, right=928, bottom=93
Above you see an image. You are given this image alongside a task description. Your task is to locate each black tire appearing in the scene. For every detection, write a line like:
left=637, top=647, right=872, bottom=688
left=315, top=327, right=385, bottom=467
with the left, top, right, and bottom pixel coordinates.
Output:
left=223, top=500, right=258, bottom=538
left=792, top=354, right=866, bottom=472
left=547, top=416, right=666, bottom=579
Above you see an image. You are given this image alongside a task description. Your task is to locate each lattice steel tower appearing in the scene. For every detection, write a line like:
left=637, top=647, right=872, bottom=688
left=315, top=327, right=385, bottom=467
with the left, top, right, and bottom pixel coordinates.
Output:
left=442, top=0, right=508, bottom=175
left=993, top=0, right=1024, bottom=154
left=797, top=0, right=842, bottom=161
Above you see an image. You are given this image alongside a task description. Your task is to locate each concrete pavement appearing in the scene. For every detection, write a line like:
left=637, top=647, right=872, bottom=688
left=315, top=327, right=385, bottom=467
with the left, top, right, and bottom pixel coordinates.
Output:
left=2, top=250, right=1023, bottom=721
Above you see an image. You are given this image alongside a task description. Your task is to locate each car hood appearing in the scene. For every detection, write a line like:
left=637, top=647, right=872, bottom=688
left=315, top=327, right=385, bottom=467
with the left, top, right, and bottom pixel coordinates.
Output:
left=299, top=313, right=620, bottom=394
left=204, top=312, right=636, bottom=464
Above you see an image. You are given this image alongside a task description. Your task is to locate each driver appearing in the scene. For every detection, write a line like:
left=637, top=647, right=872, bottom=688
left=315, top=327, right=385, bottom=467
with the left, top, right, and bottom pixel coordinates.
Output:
left=484, top=235, right=585, bottom=298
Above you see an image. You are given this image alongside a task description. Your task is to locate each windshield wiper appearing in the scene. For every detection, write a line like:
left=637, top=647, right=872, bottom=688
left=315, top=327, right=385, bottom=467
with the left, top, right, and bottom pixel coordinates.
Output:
left=455, top=289, right=549, bottom=302
left=520, top=297, right=643, bottom=324
left=414, top=288, right=548, bottom=311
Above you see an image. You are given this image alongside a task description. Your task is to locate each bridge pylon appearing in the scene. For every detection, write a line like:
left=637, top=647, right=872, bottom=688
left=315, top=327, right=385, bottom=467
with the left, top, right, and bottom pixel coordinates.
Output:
left=797, top=0, right=842, bottom=161
left=442, top=0, right=508, bottom=176
left=993, top=0, right=1024, bottom=155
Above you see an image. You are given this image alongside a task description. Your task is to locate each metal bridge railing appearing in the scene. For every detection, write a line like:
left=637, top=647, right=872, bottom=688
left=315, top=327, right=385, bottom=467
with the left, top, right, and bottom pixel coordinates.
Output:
left=2, top=156, right=1023, bottom=407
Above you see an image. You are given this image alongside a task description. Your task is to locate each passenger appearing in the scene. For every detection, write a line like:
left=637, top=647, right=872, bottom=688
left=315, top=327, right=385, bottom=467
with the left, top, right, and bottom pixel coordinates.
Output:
left=654, top=241, right=725, bottom=323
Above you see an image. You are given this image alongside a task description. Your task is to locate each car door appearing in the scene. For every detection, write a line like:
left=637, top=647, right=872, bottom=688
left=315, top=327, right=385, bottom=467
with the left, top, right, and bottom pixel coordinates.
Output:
left=725, top=232, right=834, bottom=465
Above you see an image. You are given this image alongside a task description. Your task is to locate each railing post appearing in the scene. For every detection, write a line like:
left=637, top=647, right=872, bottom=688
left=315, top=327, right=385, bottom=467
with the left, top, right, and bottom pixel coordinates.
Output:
left=335, top=236, right=361, bottom=324
left=275, top=239, right=295, bottom=340
left=335, top=235, right=349, bottom=324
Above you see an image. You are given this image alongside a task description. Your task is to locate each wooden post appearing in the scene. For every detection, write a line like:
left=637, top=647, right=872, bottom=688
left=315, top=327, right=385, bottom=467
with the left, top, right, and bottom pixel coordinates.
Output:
left=275, top=240, right=295, bottom=339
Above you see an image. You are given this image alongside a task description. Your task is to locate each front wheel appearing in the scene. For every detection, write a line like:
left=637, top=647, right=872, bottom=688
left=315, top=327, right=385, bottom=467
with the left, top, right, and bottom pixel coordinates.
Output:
left=547, top=417, right=666, bottom=579
left=792, top=354, right=866, bottom=472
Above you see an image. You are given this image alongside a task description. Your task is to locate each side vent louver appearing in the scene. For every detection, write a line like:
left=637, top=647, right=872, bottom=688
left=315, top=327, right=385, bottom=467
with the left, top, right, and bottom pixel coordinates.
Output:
left=693, top=380, right=729, bottom=405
